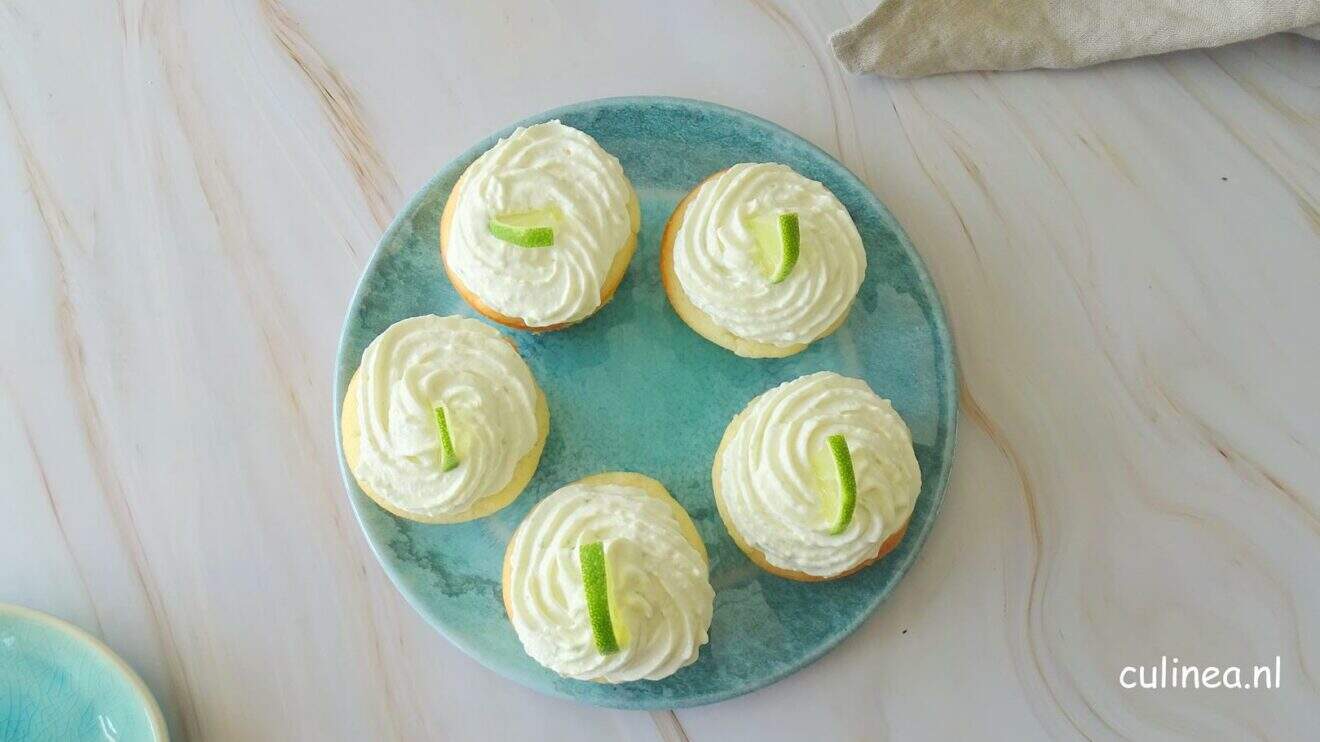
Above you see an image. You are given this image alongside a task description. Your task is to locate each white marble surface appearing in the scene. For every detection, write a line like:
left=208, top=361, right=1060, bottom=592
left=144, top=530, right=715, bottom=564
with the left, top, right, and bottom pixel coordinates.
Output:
left=2, top=2, right=1317, bottom=739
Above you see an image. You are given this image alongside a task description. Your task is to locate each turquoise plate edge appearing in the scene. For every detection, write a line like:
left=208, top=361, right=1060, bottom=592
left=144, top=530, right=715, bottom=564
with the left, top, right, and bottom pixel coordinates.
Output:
left=332, top=96, right=959, bottom=710
left=0, top=604, right=169, bottom=742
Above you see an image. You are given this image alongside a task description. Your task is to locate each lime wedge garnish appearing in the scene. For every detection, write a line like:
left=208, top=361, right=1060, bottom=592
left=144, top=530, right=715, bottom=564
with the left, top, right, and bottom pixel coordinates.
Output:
left=827, top=434, right=856, bottom=534
left=770, top=213, right=800, bottom=283
left=579, top=541, right=621, bottom=655
left=433, top=406, right=459, bottom=471
left=488, top=211, right=555, bottom=248
left=751, top=212, right=800, bottom=283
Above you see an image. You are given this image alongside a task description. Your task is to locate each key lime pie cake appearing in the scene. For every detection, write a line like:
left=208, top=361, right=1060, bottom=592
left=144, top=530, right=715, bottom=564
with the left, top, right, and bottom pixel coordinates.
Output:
left=341, top=315, right=549, bottom=523
left=440, top=121, right=641, bottom=331
left=661, top=163, right=867, bottom=357
left=713, top=372, right=920, bottom=581
left=503, top=472, right=714, bottom=683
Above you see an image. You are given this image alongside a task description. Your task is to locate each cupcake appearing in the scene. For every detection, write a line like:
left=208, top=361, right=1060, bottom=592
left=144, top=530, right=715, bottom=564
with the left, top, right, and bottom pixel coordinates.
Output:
left=440, top=121, right=641, bottom=331
left=341, top=315, right=548, bottom=523
left=713, top=372, right=920, bottom=581
left=661, top=163, right=866, bottom=357
left=503, top=472, right=714, bottom=683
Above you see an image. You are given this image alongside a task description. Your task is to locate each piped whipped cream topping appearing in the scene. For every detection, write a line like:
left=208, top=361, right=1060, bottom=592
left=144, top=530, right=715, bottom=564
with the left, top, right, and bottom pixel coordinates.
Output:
left=506, top=481, right=714, bottom=682
left=718, top=372, right=920, bottom=577
left=672, top=163, right=866, bottom=347
left=353, top=315, right=539, bottom=519
left=447, top=121, right=637, bottom=327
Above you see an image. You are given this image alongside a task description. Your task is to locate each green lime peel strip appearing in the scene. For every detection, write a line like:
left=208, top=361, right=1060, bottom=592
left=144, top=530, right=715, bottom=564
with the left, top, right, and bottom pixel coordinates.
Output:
left=488, top=213, right=554, bottom=248
left=579, top=541, right=620, bottom=655
left=433, top=406, right=459, bottom=471
left=770, top=212, right=800, bottom=284
left=827, top=433, right=856, bottom=535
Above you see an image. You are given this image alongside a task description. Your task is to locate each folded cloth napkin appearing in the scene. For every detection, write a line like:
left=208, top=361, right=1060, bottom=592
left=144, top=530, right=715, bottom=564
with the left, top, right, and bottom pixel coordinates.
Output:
left=830, top=0, right=1320, bottom=77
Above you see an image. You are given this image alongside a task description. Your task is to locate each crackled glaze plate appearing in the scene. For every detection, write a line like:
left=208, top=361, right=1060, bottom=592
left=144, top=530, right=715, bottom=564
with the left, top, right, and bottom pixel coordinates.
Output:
left=0, top=604, right=167, bottom=741
left=333, top=97, right=957, bottom=709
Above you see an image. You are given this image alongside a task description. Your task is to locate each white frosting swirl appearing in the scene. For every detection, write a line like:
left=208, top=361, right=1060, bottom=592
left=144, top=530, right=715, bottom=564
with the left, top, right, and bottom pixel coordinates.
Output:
left=447, top=121, right=637, bottom=327
left=506, top=481, right=714, bottom=682
left=717, top=372, right=920, bottom=577
left=672, top=163, right=866, bottom=347
left=353, top=315, right=539, bottom=519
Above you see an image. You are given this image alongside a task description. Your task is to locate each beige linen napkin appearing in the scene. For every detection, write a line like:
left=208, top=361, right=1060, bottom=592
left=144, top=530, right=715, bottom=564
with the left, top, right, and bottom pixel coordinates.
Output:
left=830, top=1, right=1320, bottom=77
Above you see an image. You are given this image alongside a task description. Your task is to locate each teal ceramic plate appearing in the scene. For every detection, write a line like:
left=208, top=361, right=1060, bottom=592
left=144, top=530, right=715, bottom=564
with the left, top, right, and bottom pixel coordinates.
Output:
left=0, top=605, right=167, bottom=741
left=334, top=97, right=957, bottom=709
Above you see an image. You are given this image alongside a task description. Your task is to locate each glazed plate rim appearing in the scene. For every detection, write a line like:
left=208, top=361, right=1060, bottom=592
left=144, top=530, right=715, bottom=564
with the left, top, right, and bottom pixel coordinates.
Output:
left=0, top=603, right=170, bottom=741
left=333, top=96, right=958, bottom=709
